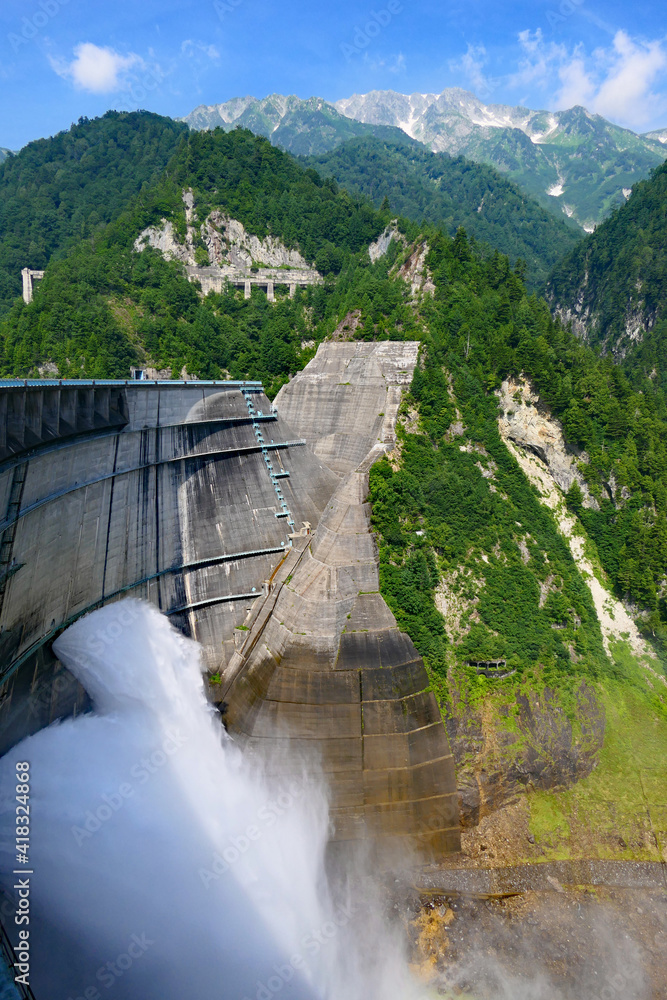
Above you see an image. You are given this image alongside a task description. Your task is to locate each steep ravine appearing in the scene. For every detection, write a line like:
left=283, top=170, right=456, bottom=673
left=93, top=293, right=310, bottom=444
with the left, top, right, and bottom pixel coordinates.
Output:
left=497, top=375, right=662, bottom=667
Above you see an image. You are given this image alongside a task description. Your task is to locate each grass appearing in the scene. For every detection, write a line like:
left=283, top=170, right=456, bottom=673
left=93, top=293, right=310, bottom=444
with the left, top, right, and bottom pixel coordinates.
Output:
left=526, top=650, right=667, bottom=862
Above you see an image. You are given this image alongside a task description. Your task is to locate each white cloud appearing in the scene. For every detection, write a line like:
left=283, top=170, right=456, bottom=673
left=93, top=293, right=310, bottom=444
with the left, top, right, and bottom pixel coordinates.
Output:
left=50, top=43, right=142, bottom=94
left=556, top=51, right=595, bottom=110
left=449, top=44, right=497, bottom=99
left=588, top=31, right=667, bottom=124
left=509, top=29, right=565, bottom=90
left=504, top=29, right=667, bottom=128
left=181, top=40, right=220, bottom=60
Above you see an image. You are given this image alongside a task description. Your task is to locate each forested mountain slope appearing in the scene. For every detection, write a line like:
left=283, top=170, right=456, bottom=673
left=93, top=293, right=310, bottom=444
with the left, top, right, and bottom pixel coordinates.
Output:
left=335, top=90, right=667, bottom=230
left=303, top=136, right=580, bottom=289
left=3, top=122, right=667, bottom=630
left=184, top=90, right=667, bottom=230
left=0, top=128, right=404, bottom=392
left=0, top=111, right=187, bottom=317
left=1, top=121, right=665, bottom=853
left=548, top=160, right=667, bottom=365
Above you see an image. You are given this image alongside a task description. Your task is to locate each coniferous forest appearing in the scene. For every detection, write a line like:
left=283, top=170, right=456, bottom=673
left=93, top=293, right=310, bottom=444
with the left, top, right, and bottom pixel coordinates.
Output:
left=1, top=113, right=667, bottom=699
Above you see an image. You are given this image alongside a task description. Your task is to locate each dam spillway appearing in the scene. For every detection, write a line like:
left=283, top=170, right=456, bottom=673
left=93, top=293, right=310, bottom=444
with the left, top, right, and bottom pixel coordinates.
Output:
left=0, top=344, right=460, bottom=856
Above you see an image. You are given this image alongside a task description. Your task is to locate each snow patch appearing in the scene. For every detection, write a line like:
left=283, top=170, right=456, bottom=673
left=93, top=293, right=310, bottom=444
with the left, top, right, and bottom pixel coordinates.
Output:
left=396, top=112, right=420, bottom=138
left=547, top=182, right=564, bottom=197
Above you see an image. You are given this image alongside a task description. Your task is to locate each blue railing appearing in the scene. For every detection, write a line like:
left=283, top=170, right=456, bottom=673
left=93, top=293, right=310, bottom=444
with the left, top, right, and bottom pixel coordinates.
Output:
left=0, top=379, right=263, bottom=388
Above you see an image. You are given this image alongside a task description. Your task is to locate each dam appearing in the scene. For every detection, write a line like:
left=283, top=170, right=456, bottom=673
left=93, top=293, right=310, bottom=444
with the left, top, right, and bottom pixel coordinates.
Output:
left=0, top=343, right=459, bottom=856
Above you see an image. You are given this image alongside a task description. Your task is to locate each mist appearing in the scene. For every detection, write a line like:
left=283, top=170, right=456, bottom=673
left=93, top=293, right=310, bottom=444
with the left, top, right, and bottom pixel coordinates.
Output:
left=0, top=599, right=420, bottom=1000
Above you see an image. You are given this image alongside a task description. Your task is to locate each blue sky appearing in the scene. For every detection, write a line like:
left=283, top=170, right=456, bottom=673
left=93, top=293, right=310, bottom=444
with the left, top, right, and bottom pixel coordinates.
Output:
left=1, top=0, right=667, bottom=149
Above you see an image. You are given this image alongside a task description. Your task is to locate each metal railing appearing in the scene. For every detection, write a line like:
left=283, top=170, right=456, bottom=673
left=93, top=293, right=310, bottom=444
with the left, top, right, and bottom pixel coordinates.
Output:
left=0, top=379, right=262, bottom=389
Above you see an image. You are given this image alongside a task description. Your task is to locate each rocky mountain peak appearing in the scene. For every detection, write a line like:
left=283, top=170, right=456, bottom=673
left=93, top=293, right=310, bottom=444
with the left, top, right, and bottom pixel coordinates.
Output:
left=183, top=89, right=667, bottom=230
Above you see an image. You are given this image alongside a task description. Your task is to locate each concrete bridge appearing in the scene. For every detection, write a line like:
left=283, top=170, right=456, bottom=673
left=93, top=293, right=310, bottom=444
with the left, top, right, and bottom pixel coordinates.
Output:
left=21, top=265, right=322, bottom=306
left=0, top=351, right=459, bottom=858
left=21, top=268, right=44, bottom=304
left=185, top=265, right=322, bottom=300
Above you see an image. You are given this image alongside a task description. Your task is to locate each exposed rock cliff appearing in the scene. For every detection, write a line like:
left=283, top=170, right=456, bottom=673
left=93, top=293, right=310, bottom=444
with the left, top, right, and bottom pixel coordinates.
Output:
left=135, top=189, right=311, bottom=270
left=551, top=292, right=657, bottom=356
left=368, top=221, right=402, bottom=263
left=497, top=375, right=595, bottom=505
left=202, top=212, right=309, bottom=269
left=446, top=682, right=605, bottom=827
left=498, top=379, right=662, bottom=667
left=393, top=242, right=435, bottom=298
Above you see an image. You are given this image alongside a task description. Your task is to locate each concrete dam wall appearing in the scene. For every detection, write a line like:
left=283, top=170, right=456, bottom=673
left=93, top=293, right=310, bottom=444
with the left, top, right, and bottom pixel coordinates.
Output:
left=0, top=346, right=460, bottom=856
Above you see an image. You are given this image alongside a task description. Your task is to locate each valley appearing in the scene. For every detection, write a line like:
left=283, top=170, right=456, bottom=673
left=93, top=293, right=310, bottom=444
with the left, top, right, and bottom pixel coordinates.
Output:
left=1, top=88, right=666, bottom=999
left=184, top=88, right=667, bottom=230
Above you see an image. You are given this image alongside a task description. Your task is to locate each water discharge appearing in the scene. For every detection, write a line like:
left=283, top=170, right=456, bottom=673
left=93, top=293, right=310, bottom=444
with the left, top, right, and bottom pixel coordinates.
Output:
left=0, top=599, right=421, bottom=1000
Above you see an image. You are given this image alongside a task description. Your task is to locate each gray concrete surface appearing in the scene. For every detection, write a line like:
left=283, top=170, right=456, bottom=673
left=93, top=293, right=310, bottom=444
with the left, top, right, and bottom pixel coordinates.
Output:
left=0, top=346, right=461, bottom=857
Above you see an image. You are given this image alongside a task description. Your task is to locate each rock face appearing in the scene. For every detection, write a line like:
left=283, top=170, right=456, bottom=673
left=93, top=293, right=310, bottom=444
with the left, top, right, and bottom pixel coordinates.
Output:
left=499, top=390, right=663, bottom=666
left=497, top=375, right=594, bottom=504
left=135, top=191, right=310, bottom=270
left=368, top=222, right=401, bottom=263
left=202, top=212, right=308, bottom=269
left=550, top=289, right=657, bottom=356
left=135, top=219, right=187, bottom=263
left=395, top=242, right=435, bottom=298
left=220, top=342, right=460, bottom=857
left=446, top=683, right=605, bottom=827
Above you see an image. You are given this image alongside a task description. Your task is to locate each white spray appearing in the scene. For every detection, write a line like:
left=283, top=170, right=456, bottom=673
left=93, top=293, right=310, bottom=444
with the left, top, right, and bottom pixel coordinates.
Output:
left=0, top=599, right=422, bottom=1000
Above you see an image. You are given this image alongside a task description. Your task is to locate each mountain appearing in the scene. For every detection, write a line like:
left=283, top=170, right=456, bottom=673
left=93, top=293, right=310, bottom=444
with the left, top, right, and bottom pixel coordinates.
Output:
left=303, top=135, right=580, bottom=289
left=0, top=111, right=187, bottom=316
left=643, top=128, right=667, bottom=144
left=335, top=89, right=667, bottom=231
left=547, top=159, right=667, bottom=361
left=2, top=120, right=665, bottom=861
left=184, top=91, right=667, bottom=231
left=3, top=119, right=666, bottom=621
left=5, top=114, right=667, bottom=629
left=182, top=93, right=404, bottom=156
left=0, top=148, right=12, bottom=163
left=0, top=126, right=391, bottom=389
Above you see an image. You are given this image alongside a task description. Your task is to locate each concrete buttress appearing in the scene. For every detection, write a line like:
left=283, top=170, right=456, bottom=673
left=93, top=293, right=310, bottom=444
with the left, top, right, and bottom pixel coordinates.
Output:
left=0, top=350, right=460, bottom=857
